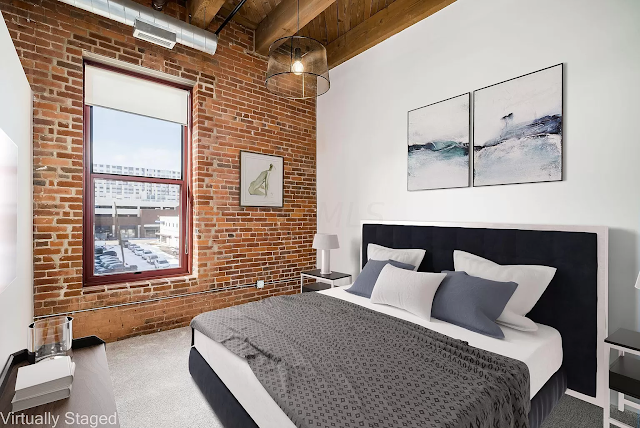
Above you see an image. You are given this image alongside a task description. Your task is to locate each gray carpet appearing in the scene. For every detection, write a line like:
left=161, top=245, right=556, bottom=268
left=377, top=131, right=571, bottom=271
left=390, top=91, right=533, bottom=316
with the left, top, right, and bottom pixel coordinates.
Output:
left=106, top=327, right=222, bottom=428
left=106, top=326, right=639, bottom=428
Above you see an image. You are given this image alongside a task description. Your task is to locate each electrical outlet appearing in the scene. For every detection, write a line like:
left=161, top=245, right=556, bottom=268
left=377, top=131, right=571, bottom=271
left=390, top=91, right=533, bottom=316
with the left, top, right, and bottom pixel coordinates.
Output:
left=256, top=280, right=265, bottom=289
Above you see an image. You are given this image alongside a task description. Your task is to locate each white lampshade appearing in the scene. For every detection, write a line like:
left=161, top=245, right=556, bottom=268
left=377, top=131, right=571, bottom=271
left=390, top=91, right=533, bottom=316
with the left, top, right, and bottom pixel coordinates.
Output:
left=312, top=234, right=339, bottom=250
left=635, top=272, right=640, bottom=289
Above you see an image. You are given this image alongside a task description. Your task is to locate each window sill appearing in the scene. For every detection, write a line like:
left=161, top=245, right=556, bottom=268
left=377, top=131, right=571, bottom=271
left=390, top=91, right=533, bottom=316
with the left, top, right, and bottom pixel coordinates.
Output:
left=82, top=274, right=198, bottom=295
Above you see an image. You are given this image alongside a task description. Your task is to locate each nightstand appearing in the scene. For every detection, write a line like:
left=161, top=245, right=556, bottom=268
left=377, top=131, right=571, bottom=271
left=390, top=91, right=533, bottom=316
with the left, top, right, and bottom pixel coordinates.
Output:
left=604, top=328, right=640, bottom=428
left=300, top=269, right=351, bottom=293
left=0, top=336, right=119, bottom=427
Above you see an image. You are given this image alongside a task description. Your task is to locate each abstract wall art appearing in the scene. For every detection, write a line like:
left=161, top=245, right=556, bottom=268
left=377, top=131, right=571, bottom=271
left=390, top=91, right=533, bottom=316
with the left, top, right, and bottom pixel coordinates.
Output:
left=407, top=93, right=470, bottom=191
left=240, top=151, right=284, bottom=207
left=473, top=64, right=563, bottom=186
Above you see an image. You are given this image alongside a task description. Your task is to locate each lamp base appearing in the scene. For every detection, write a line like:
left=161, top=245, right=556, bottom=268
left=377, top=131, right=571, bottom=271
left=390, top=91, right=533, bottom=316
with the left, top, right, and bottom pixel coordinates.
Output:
left=320, top=250, right=331, bottom=275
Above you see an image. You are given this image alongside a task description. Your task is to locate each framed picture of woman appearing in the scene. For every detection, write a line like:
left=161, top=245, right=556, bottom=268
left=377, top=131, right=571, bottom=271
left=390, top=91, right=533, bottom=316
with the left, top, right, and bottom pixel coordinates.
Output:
left=240, top=151, right=284, bottom=207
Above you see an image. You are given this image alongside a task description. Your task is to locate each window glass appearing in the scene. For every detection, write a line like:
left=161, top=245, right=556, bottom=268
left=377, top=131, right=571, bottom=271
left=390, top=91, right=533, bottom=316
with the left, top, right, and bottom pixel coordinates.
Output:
left=93, top=179, right=181, bottom=276
left=91, top=106, right=183, bottom=179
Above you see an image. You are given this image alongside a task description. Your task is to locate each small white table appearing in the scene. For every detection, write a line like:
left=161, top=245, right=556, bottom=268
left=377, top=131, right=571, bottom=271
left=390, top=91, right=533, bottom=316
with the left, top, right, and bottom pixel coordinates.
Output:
left=300, top=270, right=352, bottom=293
left=604, top=329, right=640, bottom=428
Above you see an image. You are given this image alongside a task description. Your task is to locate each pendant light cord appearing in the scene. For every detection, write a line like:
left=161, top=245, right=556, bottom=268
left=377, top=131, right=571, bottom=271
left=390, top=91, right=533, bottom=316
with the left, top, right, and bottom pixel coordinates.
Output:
left=297, top=0, right=300, bottom=35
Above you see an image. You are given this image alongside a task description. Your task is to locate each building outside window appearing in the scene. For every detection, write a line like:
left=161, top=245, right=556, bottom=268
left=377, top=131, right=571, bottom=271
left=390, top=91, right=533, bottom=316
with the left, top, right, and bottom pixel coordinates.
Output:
left=83, top=63, right=191, bottom=286
left=159, top=216, right=180, bottom=250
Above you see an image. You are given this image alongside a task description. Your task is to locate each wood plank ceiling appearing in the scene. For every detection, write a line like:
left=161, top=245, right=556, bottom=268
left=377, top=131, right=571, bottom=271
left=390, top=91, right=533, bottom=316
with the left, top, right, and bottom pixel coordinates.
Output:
left=217, top=0, right=399, bottom=43
left=186, top=0, right=456, bottom=68
left=298, top=0, right=398, bottom=46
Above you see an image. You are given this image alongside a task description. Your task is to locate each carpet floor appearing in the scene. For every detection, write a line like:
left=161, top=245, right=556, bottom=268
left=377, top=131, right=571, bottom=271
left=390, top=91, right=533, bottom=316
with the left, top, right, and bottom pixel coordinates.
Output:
left=106, top=326, right=639, bottom=428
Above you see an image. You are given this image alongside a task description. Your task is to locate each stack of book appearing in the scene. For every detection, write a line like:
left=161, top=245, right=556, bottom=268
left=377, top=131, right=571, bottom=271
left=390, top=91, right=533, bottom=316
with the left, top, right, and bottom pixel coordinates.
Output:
left=11, top=356, right=75, bottom=412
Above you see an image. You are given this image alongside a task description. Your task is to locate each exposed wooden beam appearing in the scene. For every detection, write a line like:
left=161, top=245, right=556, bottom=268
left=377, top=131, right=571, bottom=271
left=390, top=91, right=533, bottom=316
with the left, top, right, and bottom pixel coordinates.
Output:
left=189, top=0, right=227, bottom=28
left=326, top=0, right=456, bottom=68
left=218, top=4, right=259, bottom=30
left=255, top=0, right=337, bottom=55
left=215, top=4, right=259, bottom=30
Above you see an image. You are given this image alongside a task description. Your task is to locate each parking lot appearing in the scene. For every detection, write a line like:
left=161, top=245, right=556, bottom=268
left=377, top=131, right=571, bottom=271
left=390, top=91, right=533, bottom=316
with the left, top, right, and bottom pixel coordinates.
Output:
left=94, top=239, right=179, bottom=275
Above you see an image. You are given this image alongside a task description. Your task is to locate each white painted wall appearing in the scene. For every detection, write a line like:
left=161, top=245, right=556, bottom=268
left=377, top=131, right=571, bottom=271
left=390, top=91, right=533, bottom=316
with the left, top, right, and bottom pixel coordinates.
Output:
left=0, top=12, right=33, bottom=362
left=317, top=0, right=640, bottom=334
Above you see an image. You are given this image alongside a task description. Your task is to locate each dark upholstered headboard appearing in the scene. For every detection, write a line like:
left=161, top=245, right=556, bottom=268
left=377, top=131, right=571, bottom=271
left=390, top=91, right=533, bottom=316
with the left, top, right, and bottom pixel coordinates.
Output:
left=361, top=222, right=606, bottom=402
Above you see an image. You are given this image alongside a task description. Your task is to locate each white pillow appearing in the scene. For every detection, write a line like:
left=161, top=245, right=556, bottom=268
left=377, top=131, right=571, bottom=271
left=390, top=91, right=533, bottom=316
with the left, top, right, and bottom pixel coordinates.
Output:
left=368, top=243, right=425, bottom=271
left=370, top=265, right=446, bottom=320
left=453, top=250, right=557, bottom=332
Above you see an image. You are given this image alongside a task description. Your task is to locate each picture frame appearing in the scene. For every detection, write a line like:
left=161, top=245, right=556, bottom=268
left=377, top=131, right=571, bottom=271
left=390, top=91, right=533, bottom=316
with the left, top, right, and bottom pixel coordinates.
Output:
left=407, top=93, right=471, bottom=191
left=473, top=64, right=563, bottom=187
left=240, top=151, right=284, bottom=207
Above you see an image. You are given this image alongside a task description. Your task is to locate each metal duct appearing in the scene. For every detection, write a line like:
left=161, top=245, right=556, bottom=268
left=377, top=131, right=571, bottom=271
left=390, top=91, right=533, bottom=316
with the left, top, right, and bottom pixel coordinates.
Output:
left=57, top=0, right=218, bottom=55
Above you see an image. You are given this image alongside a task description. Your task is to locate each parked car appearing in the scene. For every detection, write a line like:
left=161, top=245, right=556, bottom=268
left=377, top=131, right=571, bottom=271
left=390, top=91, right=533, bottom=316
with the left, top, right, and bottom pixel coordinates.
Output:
left=103, top=250, right=118, bottom=257
left=94, top=247, right=104, bottom=255
left=98, top=259, right=120, bottom=268
left=103, top=262, right=124, bottom=272
left=146, top=254, right=158, bottom=264
left=134, top=248, right=145, bottom=256
left=154, top=259, right=169, bottom=269
left=99, top=257, right=119, bottom=264
left=126, top=265, right=138, bottom=271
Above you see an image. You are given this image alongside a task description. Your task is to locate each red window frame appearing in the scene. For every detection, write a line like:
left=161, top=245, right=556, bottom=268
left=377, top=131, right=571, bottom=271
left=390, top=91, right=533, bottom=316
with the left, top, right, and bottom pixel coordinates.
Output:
left=82, top=61, right=192, bottom=287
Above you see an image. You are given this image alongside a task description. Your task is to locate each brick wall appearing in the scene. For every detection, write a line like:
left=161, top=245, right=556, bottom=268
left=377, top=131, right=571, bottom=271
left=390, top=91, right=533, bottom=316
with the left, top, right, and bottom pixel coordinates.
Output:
left=1, top=0, right=317, bottom=341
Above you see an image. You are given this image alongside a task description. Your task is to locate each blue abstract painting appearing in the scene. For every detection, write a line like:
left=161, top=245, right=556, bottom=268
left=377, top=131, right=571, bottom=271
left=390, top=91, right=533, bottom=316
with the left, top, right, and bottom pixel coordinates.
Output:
left=473, top=64, right=563, bottom=186
left=407, top=93, right=470, bottom=190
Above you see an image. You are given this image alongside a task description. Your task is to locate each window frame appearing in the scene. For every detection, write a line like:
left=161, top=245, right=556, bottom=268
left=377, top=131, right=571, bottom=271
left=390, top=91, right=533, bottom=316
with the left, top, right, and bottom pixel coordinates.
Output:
left=82, top=61, right=192, bottom=287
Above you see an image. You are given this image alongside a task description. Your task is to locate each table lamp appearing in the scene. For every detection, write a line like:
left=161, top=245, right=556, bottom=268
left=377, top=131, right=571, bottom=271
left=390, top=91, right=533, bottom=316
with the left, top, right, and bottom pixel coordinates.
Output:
left=313, top=234, right=339, bottom=275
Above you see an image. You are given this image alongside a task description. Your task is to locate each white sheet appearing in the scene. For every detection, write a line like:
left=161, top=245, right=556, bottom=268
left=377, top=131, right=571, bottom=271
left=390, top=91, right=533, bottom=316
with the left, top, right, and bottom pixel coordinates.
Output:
left=194, top=286, right=563, bottom=428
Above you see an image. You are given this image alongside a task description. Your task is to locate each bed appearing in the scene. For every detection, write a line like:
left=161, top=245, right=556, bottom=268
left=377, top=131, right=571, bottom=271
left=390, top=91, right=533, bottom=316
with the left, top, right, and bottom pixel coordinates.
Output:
left=189, top=221, right=608, bottom=428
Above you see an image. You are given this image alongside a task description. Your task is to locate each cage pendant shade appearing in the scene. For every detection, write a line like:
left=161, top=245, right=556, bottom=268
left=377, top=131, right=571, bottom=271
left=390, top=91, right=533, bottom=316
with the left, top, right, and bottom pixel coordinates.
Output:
left=265, top=35, right=330, bottom=100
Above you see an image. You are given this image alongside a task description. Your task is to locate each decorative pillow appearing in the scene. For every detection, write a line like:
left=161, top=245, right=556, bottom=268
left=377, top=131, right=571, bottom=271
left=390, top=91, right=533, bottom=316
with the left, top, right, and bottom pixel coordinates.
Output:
left=370, top=265, right=446, bottom=320
left=453, top=250, right=557, bottom=332
left=367, top=243, right=426, bottom=271
left=431, top=271, right=518, bottom=339
left=346, top=259, right=415, bottom=298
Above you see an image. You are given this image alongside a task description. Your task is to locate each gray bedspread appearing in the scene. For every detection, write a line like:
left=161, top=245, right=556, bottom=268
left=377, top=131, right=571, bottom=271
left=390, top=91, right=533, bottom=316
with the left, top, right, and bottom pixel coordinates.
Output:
left=191, top=293, right=531, bottom=428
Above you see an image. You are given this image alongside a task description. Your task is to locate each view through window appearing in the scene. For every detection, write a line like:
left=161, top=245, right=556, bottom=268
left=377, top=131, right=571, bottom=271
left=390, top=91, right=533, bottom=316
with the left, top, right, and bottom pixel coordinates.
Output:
left=89, top=104, right=188, bottom=281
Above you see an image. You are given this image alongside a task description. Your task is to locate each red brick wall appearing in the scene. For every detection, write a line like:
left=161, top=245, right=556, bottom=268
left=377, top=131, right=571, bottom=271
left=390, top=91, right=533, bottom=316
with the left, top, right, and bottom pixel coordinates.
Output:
left=1, top=0, right=317, bottom=341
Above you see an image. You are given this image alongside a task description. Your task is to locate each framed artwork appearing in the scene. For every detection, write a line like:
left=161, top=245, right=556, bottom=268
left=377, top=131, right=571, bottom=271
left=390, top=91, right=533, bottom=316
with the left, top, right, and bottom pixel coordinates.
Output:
left=407, top=93, right=470, bottom=191
left=473, top=64, right=563, bottom=187
left=0, top=127, right=18, bottom=293
left=240, top=151, right=284, bottom=207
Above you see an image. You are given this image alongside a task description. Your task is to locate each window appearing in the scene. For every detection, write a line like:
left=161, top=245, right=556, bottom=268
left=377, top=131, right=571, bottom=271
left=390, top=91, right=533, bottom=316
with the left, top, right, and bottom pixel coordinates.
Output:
left=83, top=63, right=191, bottom=286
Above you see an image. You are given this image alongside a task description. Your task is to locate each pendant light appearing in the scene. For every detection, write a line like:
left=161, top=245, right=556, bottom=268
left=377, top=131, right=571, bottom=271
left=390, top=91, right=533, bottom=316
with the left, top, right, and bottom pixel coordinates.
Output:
left=265, top=0, right=330, bottom=100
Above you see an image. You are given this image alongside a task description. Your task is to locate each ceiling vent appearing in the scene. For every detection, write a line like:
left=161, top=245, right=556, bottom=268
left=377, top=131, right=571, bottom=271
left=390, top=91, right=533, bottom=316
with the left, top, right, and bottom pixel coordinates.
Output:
left=133, top=19, right=176, bottom=49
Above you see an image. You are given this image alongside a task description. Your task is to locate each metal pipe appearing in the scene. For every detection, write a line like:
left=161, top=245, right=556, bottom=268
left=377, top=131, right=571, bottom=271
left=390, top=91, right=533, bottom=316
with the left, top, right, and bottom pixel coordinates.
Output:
left=57, top=0, right=218, bottom=55
left=215, top=0, right=248, bottom=35
left=33, top=276, right=300, bottom=319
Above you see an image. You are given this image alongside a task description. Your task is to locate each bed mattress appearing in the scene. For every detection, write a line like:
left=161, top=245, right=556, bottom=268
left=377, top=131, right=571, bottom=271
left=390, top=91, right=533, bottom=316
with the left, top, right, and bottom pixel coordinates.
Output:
left=193, top=286, right=563, bottom=428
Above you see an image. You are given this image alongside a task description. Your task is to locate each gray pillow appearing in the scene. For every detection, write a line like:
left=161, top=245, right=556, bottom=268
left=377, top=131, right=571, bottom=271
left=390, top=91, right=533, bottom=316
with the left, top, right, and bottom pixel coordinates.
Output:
left=346, top=259, right=415, bottom=298
left=431, top=271, right=518, bottom=339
